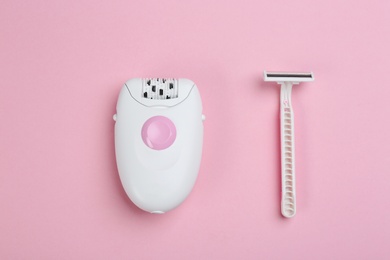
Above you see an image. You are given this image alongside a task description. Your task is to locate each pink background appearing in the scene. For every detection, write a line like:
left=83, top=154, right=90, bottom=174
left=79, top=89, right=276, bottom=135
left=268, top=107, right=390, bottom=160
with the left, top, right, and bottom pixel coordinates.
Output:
left=1, top=0, right=390, bottom=259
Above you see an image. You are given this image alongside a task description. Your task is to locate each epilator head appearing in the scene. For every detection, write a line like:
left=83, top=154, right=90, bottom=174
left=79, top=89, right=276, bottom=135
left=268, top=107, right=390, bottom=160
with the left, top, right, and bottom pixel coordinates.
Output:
left=114, top=78, right=204, bottom=213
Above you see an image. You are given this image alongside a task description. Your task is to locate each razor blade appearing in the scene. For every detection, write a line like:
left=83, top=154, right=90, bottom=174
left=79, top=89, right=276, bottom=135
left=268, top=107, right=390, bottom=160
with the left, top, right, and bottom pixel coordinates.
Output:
left=264, top=71, right=314, bottom=83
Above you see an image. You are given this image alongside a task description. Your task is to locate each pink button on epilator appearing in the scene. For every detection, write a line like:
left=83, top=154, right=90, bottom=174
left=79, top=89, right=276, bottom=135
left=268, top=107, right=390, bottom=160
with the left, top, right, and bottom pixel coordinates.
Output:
left=141, top=116, right=176, bottom=150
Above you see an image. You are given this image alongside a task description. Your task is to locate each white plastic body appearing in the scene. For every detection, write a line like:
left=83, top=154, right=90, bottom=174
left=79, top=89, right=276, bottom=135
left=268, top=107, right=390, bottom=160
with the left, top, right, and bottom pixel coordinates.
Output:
left=114, top=78, right=203, bottom=213
left=280, top=82, right=296, bottom=218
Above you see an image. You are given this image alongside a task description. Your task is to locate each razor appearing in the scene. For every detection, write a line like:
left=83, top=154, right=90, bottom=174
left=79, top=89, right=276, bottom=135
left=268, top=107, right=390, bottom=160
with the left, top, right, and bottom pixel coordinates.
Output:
left=264, top=71, right=314, bottom=218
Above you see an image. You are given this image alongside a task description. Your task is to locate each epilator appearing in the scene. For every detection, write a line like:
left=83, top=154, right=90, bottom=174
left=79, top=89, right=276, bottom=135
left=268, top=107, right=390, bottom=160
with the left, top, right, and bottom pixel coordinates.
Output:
left=114, top=78, right=204, bottom=213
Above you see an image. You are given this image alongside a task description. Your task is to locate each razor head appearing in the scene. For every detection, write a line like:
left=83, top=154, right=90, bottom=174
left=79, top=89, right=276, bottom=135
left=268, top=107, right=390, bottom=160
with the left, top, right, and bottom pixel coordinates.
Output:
left=264, top=71, right=314, bottom=83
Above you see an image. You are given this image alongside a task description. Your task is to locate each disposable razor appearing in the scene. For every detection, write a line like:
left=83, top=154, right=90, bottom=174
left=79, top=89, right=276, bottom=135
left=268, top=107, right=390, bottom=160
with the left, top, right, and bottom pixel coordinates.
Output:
left=264, top=71, right=314, bottom=218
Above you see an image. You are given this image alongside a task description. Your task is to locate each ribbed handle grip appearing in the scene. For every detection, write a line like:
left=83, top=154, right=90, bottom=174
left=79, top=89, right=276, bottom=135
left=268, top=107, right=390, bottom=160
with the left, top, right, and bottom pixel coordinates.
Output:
left=280, top=83, right=296, bottom=218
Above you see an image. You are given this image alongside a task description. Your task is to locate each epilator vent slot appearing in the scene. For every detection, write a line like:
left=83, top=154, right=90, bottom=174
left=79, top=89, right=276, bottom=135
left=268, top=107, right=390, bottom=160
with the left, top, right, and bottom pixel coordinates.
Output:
left=142, top=78, right=178, bottom=99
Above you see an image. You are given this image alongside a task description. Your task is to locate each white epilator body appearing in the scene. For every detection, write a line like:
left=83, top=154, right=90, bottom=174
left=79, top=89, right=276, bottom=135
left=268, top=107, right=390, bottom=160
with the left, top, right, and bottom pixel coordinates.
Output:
left=114, top=78, right=204, bottom=213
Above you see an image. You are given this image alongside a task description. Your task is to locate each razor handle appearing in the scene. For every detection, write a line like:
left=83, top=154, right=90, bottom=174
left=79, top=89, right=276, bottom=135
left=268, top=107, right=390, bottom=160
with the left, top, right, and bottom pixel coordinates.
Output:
left=280, top=83, right=296, bottom=218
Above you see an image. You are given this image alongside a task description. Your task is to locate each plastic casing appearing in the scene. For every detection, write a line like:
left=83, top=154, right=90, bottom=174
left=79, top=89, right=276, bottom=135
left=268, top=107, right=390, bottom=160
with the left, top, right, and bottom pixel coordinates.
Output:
left=114, top=78, right=203, bottom=213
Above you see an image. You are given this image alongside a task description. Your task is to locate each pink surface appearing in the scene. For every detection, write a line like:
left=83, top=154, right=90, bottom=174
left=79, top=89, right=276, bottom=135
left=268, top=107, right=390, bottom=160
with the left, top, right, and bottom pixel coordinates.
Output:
left=1, top=0, right=390, bottom=259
